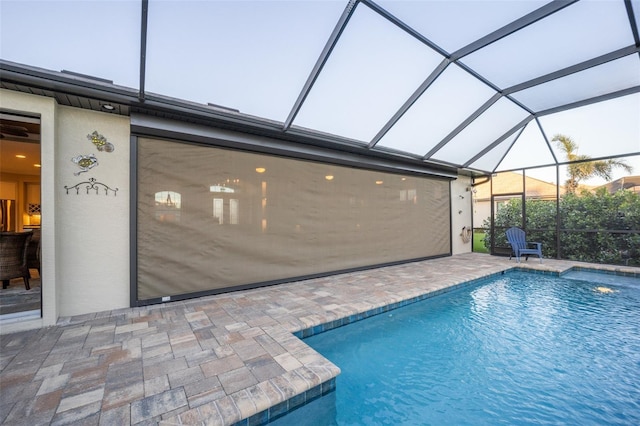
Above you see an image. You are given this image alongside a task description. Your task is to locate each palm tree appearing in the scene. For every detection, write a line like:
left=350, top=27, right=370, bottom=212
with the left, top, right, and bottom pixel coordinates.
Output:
left=552, top=134, right=633, bottom=194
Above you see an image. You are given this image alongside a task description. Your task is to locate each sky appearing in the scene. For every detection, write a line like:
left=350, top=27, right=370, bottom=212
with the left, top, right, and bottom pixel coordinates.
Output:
left=1, top=0, right=639, bottom=186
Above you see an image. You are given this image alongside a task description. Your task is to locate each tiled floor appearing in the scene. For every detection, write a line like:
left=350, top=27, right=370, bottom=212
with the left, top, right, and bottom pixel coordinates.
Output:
left=0, top=276, right=41, bottom=316
left=1, top=253, right=638, bottom=425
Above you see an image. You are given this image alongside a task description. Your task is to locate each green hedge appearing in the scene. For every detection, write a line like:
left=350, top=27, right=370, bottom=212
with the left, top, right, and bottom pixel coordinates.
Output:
left=483, top=188, right=640, bottom=266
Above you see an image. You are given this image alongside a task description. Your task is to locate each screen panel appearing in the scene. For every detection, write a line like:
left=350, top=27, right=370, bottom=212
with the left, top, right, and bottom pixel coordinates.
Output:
left=377, top=64, right=496, bottom=156
left=145, top=0, right=345, bottom=121
left=510, top=55, right=640, bottom=112
left=460, top=1, right=633, bottom=89
left=293, top=3, right=444, bottom=142
left=136, top=138, right=451, bottom=302
left=431, top=97, right=530, bottom=165
left=377, top=0, right=546, bottom=53
left=540, top=93, right=640, bottom=160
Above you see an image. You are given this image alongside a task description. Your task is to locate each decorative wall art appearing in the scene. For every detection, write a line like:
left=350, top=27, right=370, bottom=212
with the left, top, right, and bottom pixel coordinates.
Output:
left=64, top=130, right=119, bottom=196
left=71, top=154, right=98, bottom=175
left=64, top=178, right=118, bottom=196
left=87, top=130, right=114, bottom=152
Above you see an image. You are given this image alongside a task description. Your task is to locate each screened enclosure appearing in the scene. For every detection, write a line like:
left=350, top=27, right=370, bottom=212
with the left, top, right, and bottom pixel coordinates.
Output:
left=1, top=0, right=640, bottom=296
left=472, top=156, right=640, bottom=267
left=2, top=0, right=638, bottom=174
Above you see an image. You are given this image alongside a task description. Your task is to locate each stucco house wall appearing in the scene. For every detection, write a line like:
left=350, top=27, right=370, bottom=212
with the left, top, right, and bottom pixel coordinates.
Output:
left=1, top=90, right=130, bottom=333
left=56, top=105, right=130, bottom=317
left=2, top=89, right=463, bottom=331
left=451, top=176, right=473, bottom=255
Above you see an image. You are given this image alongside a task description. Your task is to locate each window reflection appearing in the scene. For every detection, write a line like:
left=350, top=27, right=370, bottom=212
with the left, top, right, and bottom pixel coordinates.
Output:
left=230, top=199, right=239, bottom=225
left=400, top=189, right=417, bottom=203
left=213, top=198, right=223, bottom=224
left=154, top=191, right=181, bottom=222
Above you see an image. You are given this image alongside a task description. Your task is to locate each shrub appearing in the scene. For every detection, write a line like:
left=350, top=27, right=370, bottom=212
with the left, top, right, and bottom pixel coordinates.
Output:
left=483, top=189, right=640, bottom=266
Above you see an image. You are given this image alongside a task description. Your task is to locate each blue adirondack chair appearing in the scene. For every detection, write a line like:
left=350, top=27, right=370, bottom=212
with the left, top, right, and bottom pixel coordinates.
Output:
left=506, top=227, right=542, bottom=263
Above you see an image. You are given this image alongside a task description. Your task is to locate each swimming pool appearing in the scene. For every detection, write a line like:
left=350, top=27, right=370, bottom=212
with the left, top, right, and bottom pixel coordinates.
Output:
left=274, top=270, right=640, bottom=425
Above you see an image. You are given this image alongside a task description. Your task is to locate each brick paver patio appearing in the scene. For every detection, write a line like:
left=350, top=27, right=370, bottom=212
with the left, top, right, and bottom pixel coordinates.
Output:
left=1, top=253, right=638, bottom=425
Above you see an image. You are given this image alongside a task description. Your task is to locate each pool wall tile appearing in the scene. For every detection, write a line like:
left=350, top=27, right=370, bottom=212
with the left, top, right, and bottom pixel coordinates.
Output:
left=266, top=401, right=288, bottom=421
left=560, top=266, right=640, bottom=279
left=514, top=267, right=560, bottom=276
left=288, top=393, right=306, bottom=411
left=306, top=381, right=322, bottom=401
left=231, top=378, right=336, bottom=426
left=247, top=410, right=269, bottom=426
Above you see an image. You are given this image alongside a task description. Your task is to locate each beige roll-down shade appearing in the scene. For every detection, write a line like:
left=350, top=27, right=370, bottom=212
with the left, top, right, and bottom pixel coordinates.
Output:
left=137, top=137, right=451, bottom=301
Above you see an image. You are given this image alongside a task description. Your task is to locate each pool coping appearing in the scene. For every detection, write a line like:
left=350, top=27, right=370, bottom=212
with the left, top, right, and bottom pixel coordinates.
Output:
left=292, top=270, right=505, bottom=340
left=295, top=264, right=639, bottom=340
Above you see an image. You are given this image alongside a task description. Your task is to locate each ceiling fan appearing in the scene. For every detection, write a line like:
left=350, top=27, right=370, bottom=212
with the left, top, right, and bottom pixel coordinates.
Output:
left=0, top=123, right=30, bottom=138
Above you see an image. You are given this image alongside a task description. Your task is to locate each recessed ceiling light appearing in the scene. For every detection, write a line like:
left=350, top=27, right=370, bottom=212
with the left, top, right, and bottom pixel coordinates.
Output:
left=255, top=167, right=266, bottom=173
left=375, top=180, right=383, bottom=185
left=325, top=175, right=334, bottom=181
left=101, top=104, right=115, bottom=111
left=15, top=154, right=26, bottom=159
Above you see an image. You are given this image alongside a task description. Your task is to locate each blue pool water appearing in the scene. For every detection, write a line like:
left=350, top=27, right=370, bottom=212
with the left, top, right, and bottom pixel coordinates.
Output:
left=276, top=271, right=640, bottom=425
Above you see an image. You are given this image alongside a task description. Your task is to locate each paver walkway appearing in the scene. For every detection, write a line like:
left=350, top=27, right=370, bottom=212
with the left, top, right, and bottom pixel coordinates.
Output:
left=1, top=253, right=638, bottom=425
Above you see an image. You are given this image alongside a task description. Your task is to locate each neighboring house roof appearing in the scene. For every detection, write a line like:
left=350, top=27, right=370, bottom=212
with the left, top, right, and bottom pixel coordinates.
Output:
left=594, top=176, right=640, bottom=193
left=473, top=172, right=564, bottom=201
left=472, top=172, right=639, bottom=200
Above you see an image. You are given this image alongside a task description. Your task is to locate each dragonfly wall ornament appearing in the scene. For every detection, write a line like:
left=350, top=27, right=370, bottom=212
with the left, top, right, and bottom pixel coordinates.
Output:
left=71, top=153, right=98, bottom=175
left=87, top=130, right=114, bottom=152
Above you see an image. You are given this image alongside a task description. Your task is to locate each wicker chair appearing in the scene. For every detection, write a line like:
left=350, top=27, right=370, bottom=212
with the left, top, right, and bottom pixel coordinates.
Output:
left=26, top=229, right=41, bottom=276
left=1, top=231, right=33, bottom=290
